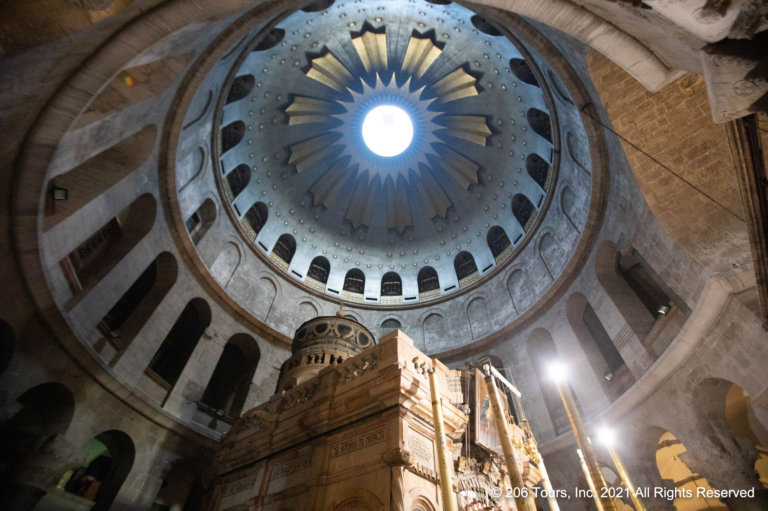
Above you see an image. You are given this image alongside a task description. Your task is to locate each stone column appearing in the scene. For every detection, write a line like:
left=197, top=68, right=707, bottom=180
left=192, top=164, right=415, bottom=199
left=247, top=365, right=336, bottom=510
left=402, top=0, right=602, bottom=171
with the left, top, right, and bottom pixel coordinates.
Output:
left=613, top=451, right=674, bottom=511
left=128, top=458, right=174, bottom=511
left=382, top=448, right=412, bottom=511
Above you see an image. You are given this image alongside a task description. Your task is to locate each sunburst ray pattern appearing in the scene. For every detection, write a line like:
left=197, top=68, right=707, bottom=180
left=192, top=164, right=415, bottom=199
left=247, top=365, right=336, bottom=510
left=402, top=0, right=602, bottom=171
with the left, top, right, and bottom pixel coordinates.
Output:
left=286, top=28, right=491, bottom=234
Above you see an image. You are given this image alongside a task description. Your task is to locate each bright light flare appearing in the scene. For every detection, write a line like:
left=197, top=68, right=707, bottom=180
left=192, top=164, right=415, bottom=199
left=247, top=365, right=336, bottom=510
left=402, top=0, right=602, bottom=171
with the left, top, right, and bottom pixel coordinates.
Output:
left=598, top=426, right=616, bottom=447
left=362, top=105, right=413, bottom=157
left=547, top=361, right=567, bottom=383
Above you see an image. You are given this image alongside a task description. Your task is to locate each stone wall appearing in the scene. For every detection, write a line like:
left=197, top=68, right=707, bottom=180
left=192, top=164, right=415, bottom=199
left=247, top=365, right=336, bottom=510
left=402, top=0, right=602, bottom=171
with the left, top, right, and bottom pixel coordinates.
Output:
left=443, top=41, right=767, bottom=510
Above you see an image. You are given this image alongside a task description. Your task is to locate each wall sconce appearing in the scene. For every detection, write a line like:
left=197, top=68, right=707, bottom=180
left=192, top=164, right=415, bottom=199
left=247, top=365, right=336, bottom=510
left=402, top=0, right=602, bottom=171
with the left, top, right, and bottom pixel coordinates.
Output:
left=51, top=186, right=69, bottom=201
left=657, top=304, right=670, bottom=316
left=603, top=371, right=614, bottom=382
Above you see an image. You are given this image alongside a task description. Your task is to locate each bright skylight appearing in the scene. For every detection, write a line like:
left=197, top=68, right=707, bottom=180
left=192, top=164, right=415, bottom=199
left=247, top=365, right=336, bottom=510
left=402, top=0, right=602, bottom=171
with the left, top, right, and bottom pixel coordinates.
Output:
left=361, top=105, right=414, bottom=157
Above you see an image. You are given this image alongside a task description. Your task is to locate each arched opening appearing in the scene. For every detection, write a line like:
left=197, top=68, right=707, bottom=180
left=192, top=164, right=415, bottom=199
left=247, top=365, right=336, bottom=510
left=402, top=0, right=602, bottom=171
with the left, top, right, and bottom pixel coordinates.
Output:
left=380, top=318, right=402, bottom=338
left=220, top=121, right=245, bottom=153
left=96, top=252, right=178, bottom=364
left=538, top=232, right=557, bottom=278
left=381, top=272, right=402, bottom=296
left=560, top=186, right=580, bottom=232
left=54, top=430, right=135, bottom=511
left=454, top=251, right=479, bottom=287
left=467, top=297, right=491, bottom=339
left=225, top=163, right=251, bottom=200
left=566, top=294, right=633, bottom=400
left=506, top=269, right=524, bottom=314
left=333, top=488, right=383, bottom=511
left=0, top=383, right=75, bottom=464
left=59, top=193, right=157, bottom=309
left=307, top=256, right=330, bottom=288
left=692, top=378, right=768, bottom=490
left=470, top=14, right=501, bottom=36
left=526, top=153, right=550, bottom=190
left=44, top=125, right=156, bottom=231
left=0, top=319, right=14, bottom=376
left=656, top=431, right=727, bottom=510
left=547, top=69, right=574, bottom=104
left=417, top=267, right=440, bottom=299
left=253, top=27, right=286, bottom=50
left=210, top=242, right=241, bottom=288
left=595, top=242, right=685, bottom=356
left=526, top=329, right=569, bottom=434
left=298, top=301, right=319, bottom=319
left=527, top=107, right=552, bottom=143
left=142, top=298, right=212, bottom=404
left=343, top=268, right=365, bottom=297
left=186, top=198, right=216, bottom=245
left=411, top=496, right=437, bottom=511
left=422, top=313, right=444, bottom=349
left=226, top=74, right=255, bottom=104
left=73, top=53, right=193, bottom=128
left=487, top=225, right=511, bottom=261
left=509, top=58, right=539, bottom=87
left=511, top=194, right=535, bottom=231
left=620, top=250, right=675, bottom=317
left=271, top=234, right=296, bottom=269
left=243, top=202, right=268, bottom=240
left=199, top=334, right=260, bottom=421
left=0, top=383, right=75, bottom=510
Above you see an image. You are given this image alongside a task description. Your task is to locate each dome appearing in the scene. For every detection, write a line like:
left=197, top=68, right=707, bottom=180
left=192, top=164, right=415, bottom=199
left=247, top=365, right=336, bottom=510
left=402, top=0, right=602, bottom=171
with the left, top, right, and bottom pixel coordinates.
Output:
left=3, top=0, right=767, bottom=508
left=291, top=312, right=375, bottom=354
left=196, top=0, right=586, bottom=309
left=277, top=310, right=376, bottom=391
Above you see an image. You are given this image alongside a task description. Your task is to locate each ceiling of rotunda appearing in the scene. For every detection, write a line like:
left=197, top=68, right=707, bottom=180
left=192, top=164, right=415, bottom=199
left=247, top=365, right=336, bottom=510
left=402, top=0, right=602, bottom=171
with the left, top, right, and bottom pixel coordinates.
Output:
left=197, top=0, right=573, bottom=307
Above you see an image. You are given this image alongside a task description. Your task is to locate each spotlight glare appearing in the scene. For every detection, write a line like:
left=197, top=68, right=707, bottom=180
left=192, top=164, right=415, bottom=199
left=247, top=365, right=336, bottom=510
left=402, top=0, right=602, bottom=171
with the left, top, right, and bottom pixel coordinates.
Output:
left=547, top=361, right=567, bottom=383
left=362, top=105, right=414, bottom=157
left=598, top=426, right=616, bottom=447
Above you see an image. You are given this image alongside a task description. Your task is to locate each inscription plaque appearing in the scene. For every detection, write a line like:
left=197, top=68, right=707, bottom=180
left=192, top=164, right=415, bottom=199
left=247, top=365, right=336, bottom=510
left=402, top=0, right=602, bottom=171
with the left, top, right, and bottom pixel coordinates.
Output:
left=408, top=429, right=434, bottom=469
left=331, top=428, right=385, bottom=458
left=270, top=453, right=312, bottom=480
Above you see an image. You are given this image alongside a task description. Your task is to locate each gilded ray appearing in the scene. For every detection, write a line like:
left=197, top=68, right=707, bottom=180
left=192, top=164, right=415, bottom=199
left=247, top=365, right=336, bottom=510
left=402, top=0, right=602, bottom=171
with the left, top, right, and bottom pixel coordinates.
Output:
left=401, top=36, right=442, bottom=79
left=288, top=133, right=341, bottom=173
left=411, top=167, right=452, bottom=219
left=430, top=147, right=480, bottom=189
left=285, top=96, right=337, bottom=125
left=345, top=172, right=379, bottom=229
left=386, top=176, right=413, bottom=233
left=439, top=115, right=491, bottom=146
left=351, top=30, right=388, bottom=73
left=431, top=67, right=479, bottom=103
left=306, top=52, right=355, bottom=92
left=310, top=158, right=354, bottom=208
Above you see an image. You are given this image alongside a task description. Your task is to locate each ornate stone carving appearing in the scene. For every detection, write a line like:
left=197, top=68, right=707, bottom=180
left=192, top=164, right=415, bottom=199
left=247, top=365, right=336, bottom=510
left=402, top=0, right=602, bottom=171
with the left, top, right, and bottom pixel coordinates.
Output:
left=340, top=351, right=380, bottom=383
left=381, top=447, right=412, bottom=467
left=281, top=381, right=320, bottom=410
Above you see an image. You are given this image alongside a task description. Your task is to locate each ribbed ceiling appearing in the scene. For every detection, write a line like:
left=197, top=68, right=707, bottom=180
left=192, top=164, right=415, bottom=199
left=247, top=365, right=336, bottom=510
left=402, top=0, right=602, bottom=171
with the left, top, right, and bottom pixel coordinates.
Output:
left=213, top=0, right=560, bottom=306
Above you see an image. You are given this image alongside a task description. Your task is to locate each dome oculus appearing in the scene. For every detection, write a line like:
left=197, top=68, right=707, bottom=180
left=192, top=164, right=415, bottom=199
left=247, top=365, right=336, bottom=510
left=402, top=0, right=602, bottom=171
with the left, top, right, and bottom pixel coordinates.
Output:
left=362, top=105, right=414, bottom=157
